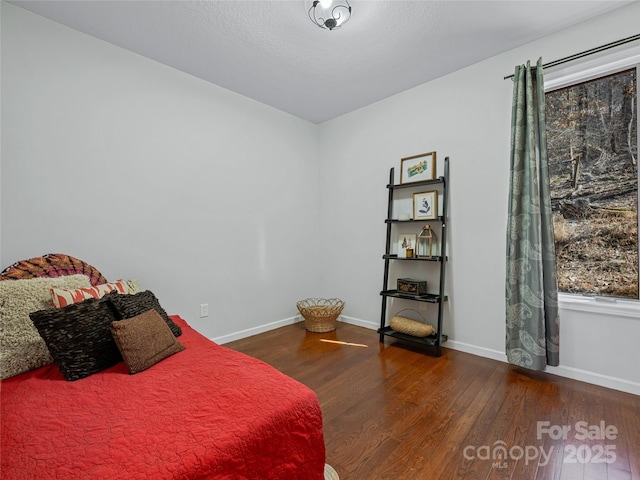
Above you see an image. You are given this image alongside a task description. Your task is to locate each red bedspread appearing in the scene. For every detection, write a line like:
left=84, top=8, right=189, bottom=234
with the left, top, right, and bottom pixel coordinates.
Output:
left=1, top=317, right=325, bottom=479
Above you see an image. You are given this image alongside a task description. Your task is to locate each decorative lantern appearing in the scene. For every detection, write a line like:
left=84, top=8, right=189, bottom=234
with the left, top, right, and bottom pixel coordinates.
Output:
left=417, top=225, right=437, bottom=259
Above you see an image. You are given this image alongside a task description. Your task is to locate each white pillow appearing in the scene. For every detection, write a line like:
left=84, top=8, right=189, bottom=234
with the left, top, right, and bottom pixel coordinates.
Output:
left=0, top=274, right=92, bottom=379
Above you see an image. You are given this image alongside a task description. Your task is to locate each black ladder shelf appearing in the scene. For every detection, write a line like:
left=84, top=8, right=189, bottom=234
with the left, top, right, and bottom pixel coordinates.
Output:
left=377, top=156, right=449, bottom=356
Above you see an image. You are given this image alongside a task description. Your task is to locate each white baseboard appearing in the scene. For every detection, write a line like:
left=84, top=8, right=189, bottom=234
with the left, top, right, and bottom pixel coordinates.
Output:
left=545, top=365, right=640, bottom=396
left=213, top=315, right=301, bottom=344
left=444, top=339, right=508, bottom=363
left=215, top=315, right=640, bottom=396
left=444, top=339, right=640, bottom=396
left=339, top=317, right=640, bottom=396
left=339, top=315, right=379, bottom=330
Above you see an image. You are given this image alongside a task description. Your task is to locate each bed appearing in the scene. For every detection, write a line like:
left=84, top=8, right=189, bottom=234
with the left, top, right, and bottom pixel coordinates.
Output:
left=0, top=254, right=327, bottom=480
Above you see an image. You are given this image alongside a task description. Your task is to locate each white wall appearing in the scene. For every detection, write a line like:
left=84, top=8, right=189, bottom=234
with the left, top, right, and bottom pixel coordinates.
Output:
left=2, top=2, right=639, bottom=395
left=1, top=2, right=322, bottom=340
left=317, top=2, right=640, bottom=395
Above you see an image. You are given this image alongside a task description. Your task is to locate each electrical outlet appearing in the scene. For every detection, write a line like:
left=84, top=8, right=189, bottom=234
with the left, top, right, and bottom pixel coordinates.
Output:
left=200, top=303, right=209, bottom=318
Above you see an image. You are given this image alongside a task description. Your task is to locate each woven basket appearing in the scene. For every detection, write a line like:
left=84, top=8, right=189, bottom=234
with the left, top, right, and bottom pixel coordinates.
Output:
left=297, top=298, right=345, bottom=333
left=389, top=309, right=435, bottom=337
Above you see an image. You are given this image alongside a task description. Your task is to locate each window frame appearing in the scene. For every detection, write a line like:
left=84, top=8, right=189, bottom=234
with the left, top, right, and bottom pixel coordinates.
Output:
left=543, top=42, right=640, bottom=315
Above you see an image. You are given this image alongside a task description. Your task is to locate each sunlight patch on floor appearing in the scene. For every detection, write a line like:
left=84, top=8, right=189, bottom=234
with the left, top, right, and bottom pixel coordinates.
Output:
left=319, top=339, right=368, bottom=348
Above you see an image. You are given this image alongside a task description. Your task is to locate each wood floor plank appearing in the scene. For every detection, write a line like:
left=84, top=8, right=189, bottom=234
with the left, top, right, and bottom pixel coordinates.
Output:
left=225, top=322, right=640, bottom=480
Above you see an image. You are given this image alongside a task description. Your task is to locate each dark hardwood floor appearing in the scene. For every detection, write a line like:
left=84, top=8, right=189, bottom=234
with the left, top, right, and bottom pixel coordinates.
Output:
left=225, top=322, right=640, bottom=480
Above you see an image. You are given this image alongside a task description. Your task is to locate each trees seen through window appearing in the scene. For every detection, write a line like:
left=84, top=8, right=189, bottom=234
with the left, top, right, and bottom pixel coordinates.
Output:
left=546, top=68, right=638, bottom=299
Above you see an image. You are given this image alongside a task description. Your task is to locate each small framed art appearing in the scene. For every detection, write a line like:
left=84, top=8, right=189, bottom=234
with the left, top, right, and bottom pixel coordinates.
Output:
left=397, top=234, right=416, bottom=259
left=400, top=152, right=436, bottom=184
left=413, top=190, right=438, bottom=220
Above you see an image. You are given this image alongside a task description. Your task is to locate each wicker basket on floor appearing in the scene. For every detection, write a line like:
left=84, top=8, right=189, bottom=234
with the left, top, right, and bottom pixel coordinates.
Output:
left=297, top=298, right=345, bottom=333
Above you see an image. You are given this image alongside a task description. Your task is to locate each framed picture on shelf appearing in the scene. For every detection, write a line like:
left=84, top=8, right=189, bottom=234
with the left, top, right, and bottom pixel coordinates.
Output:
left=413, top=190, right=438, bottom=220
left=400, top=152, right=436, bottom=184
left=397, top=234, right=416, bottom=259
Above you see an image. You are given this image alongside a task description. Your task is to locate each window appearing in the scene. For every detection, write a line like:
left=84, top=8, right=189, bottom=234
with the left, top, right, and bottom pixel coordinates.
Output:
left=546, top=67, right=638, bottom=299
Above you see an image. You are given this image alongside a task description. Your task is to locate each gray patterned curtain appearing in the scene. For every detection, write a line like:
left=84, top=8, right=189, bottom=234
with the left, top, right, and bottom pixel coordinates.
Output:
left=506, top=58, right=560, bottom=371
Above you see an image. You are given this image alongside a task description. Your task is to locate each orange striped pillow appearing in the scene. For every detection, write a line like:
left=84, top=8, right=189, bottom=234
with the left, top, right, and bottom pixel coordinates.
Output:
left=51, top=279, right=140, bottom=308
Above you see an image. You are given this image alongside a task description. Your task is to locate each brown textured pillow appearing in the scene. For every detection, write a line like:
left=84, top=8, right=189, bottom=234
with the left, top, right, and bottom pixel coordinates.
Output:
left=110, top=309, right=185, bottom=374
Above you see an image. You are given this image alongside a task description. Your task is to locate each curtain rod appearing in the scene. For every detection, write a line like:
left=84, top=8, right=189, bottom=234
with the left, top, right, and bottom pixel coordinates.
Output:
left=503, top=33, right=640, bottom=80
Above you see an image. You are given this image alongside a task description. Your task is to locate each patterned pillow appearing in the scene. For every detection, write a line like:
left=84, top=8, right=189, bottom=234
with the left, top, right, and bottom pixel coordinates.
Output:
left=107, top=290, right=182, bottom=337
left=0, top=274, right=92, bottom=379
left=51, top=279, right=141, bottom=308
left=30, top=296, right=122, bottom=381
left=110, top=309, right=185, bottom=374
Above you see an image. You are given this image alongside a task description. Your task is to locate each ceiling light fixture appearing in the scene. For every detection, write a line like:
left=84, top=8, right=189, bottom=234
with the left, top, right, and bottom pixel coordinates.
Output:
left=308, top=0, right=352, bottom=31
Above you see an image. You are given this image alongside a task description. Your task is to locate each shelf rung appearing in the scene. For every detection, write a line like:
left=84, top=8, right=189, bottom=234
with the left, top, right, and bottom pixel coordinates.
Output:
left=380, top=290, right=442, bottom=303
left=377, top=326, right=447, bottom=347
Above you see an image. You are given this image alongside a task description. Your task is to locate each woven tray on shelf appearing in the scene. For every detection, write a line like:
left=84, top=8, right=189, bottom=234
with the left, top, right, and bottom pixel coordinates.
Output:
left=389, top=309, right=436, bottom=337
left=296, top=298, right=345, bottom=333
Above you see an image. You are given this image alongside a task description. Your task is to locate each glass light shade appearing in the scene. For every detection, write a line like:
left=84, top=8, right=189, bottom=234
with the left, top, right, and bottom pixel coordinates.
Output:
left=308, top=0, right=351, bottom=31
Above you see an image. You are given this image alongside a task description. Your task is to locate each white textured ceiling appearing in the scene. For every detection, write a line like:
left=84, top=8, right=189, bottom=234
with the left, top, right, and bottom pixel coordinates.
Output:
left=10, top=0, right=637, bottom=123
